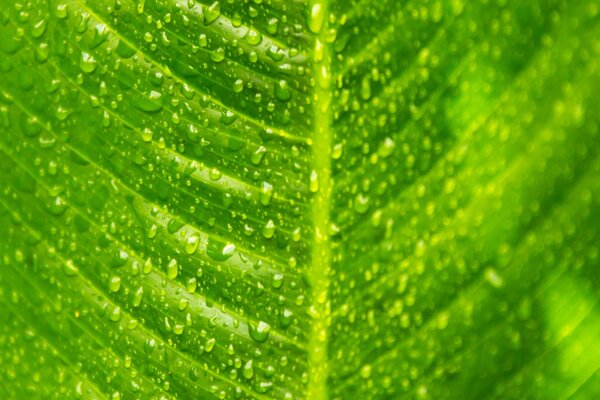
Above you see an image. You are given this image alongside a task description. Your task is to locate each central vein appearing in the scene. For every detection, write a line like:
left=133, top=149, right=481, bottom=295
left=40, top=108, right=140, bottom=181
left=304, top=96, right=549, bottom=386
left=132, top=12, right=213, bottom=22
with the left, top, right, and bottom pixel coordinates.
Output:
left=307, top=1, right=332, bottom=399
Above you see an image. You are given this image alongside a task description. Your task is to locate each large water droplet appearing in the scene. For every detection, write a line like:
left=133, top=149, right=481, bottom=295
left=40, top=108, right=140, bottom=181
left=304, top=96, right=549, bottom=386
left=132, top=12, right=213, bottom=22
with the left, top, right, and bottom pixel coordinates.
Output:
left=79, top=52, right=97, bottom=74
left=248, top=321, right=271, bottom=343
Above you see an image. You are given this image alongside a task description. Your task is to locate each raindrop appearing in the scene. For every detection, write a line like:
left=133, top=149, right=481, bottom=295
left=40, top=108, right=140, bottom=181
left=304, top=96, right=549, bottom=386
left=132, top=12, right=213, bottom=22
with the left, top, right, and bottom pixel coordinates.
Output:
left=248, top=321, right=271, bottom=343
left=79, top=52, right=97, bottom=74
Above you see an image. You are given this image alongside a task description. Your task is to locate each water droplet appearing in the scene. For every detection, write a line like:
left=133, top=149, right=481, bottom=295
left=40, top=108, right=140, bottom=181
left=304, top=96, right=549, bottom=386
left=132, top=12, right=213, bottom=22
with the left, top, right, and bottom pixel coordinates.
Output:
left=272, top=273, right=284, bottom=289
left=133, top=91, right=163, bottom=113
left=132, top=286, right=144, bottom=307
left=167, top=259, right=179, bottom=279
left=209, top=168, right=222, bottom=181
left=207, top=241, right=236, bottom=261
left=111, top=250, right=129, bottom=268
left=354, top=194, right=370, bottom=214
left=332, top=143, right=343, bottom=159
left=204, top=2, right=221, bottom=25
left=360, top=75, right=371, bottom=100
left=484, top=267, right=504, bottom=288
left=187, top=277, right=197, bottom=293
left=31, top=19, right=47, bottom=38
left=19, top=115, right=42, bottom=137
left=178, top=298, right=189, bottom=311
left=267, top=18, right=279, bottom=35
left=109, top=306, right=121, bottom=322
left=48, top=196, right=69, bottom=216
left=243, top=360, right=254, bottom=379
left=79, top=52, right=97, bottom=74
left=205, top=337, right=216, bottom=352
left=378, top=137, right=395, bottom=158
left=260, top=182, right=273, bottom=206
left=274, top=80, right=292, bottom=102
left=109, top=276, right=121, bottom=293
left=309, top=170, right=319, bottom=193
left=220, top=110, right=237, bottom=125
left=262, top=220, right=276, bottom=239
left=360, top=364, right=372, bottom=379
left=280, top=308, right=293, bottom=328
left=55, top=4, right=68, bottom=19
left=245, top=28, right=262, bottom=45
left=63, top=259, right=78, bottom=277
left=173, top=324, right=184, bottom=335
left=143, top=257, right=153, bottom=274
left=232, top=79, right=244, bottom=94
left=251, top=146, right=267, bottom=165
left=210, top=47, right=225, bottom=63
left=248, top=320, right=271, bottom=343
left=147, top=223, right=158, bottom=238
left=307, top=2, right=325, bottom=33
left=185, top=235, right=200, bottom=254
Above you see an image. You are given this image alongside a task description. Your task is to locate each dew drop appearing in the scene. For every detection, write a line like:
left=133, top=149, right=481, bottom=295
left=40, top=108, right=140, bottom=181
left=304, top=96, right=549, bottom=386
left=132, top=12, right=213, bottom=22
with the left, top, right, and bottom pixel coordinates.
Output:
left=63, top=259, right=78, bottom=277
left=31, top=19, right=47, bottom=38
left=248, top=321, right=271, bottom=343
left=204, top=2, right=221, bottom=25
left=262, top=220, right=276, bottom=239
left=185, top=235, right=200, bottom=255
left=133, top=91, right=163, bottom=113
left=260, top=182, right=273, bottom=206
left=245, top=28, right=262, bottom=46
left=251, top=146, right=267, bottom=165
left=167, top=258, right=179, bottom=279
left=243, top=360, right=254, bottom=379
left=109, top=276, right=121, bottom=293
left=307, top=2, right=325, bottom=34
left=309, top=170, right=319, bottom=193
left=79, top=52, right=97, bottom=74
left=274, top=80, right=292, bottom=102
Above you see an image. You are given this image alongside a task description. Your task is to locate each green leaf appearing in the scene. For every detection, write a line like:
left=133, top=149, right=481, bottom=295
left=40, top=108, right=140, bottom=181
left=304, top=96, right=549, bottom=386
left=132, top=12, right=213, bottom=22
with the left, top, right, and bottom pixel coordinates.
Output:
left=1, top=0, right=599, bottom=399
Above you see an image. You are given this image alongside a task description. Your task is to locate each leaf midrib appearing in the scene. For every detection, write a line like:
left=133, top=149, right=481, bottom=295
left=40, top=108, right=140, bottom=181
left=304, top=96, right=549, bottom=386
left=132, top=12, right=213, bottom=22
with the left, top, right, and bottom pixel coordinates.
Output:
left=307, top=1, right=333, bottom=399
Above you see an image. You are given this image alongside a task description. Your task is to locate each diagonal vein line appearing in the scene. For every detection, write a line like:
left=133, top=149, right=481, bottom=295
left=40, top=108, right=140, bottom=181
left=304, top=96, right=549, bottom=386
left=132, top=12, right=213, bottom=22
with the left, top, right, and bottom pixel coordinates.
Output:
left=0, top=141, right=304, bottom=350
left=1, top=83, right=298, bottom=274
left=562, top=365, right=600, bottom=400
left=334, top=163, right=600, bottom=389
left=2, top=15, right=311, bottom=212
left=333, top=45, right=479, bottom=192
left=0, top=214, right=179, bottom=400
left=0, top=196, right=278, bottom=400
left=73, top=0, right=309, bottom=144
left=489, top=302, right=600, bottom=400
left=162, top=0, right=309, bottom=88
left=0, top=296, right=113, bottom=400
left=339, top=0, right=454, bottom=77
left=0, top=298, right=112, bottom=400
left=332, top=19, right=578, bottom=261
left=410, top=266, right=599, bottom=400
left=333, top=13, right=467, bottom=129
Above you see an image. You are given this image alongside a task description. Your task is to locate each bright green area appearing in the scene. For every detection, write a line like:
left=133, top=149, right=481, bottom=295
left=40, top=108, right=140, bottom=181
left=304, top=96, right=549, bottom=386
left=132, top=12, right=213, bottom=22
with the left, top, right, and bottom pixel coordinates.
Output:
left=0, top=0, right=599, bottom=399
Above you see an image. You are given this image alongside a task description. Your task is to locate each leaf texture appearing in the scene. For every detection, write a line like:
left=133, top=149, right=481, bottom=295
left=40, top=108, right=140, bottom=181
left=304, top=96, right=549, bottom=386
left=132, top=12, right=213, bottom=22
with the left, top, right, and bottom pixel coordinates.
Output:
left=0, top=0, right=599, bottom=399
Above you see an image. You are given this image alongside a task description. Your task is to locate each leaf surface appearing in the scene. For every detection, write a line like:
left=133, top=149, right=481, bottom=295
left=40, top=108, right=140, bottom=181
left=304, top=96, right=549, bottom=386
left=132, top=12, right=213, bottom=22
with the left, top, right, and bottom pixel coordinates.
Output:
left=0, top=0, right=599, bottom=399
